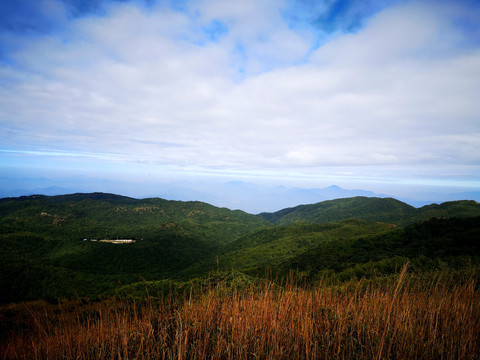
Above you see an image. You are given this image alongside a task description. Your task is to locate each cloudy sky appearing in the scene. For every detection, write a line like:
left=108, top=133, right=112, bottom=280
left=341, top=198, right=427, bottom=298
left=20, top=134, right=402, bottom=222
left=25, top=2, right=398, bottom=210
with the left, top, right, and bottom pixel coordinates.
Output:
left=1, top=0, right=479, bottom=203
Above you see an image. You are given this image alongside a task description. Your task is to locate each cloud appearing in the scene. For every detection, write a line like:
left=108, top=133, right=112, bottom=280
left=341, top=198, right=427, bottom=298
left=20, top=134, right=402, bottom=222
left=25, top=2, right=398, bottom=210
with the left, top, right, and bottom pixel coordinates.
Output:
left=0, top=0, right=479, bottom=184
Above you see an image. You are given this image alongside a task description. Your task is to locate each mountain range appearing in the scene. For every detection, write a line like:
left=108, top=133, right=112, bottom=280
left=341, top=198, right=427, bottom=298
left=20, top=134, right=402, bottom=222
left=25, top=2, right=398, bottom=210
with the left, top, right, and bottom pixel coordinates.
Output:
left=1, top=192, right=479, bottom=303
left=2, top=175, right=480, bottom=213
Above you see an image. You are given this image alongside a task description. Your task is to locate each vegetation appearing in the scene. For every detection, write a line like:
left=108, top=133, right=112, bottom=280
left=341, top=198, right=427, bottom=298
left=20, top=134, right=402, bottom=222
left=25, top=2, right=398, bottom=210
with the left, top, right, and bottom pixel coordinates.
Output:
left=285, top=216, right=480, bottom=281
left=183, top=219, right=396, bottom=278
left=259, top=196, right=480, bottom=226
left=2, top=266, right=479, bottom=360
left=1, top=192, right=480, bottom=358
left=1, top=193, right=480, bottom=303
left=0, top=193, right=270, bottom=302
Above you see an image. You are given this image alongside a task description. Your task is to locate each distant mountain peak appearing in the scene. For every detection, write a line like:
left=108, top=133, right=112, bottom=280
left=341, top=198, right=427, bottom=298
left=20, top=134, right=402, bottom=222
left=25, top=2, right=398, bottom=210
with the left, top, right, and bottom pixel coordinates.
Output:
left=326, top=185, right=341, bottom=189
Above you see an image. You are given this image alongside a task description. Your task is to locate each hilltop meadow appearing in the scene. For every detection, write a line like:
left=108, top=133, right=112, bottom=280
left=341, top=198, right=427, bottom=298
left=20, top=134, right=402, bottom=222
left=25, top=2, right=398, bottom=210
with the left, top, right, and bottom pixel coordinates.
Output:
left=1, top=193, right=480, bottom=359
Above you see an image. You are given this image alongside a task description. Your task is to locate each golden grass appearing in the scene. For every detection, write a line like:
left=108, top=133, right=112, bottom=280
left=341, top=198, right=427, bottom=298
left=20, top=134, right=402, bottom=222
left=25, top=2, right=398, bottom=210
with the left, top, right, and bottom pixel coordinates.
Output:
left=2, top=270, right=479, bottom=359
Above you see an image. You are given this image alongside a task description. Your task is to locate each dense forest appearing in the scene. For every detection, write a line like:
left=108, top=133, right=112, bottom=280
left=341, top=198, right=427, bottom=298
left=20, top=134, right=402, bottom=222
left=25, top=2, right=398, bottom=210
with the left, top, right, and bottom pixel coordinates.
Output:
left=1, top=192, right=479, bottom=302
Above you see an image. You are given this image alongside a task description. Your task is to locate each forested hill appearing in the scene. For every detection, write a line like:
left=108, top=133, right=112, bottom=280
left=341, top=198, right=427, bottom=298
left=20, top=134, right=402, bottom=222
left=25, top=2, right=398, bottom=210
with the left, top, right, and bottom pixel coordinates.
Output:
left=0, top=192, right=270, bottom=244
left=0, top=192, right=270, bottom=302
left=259, top=196, right=480, bottom=226
left=1, top=192, right=480, bottom=303
left=3, top=194, right=479, bottom=227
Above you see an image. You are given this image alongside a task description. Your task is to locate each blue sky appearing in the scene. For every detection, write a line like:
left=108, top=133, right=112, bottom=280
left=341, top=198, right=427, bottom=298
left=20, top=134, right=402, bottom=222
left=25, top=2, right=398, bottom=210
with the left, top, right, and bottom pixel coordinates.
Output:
left=1, top=0, right=480, bottom=207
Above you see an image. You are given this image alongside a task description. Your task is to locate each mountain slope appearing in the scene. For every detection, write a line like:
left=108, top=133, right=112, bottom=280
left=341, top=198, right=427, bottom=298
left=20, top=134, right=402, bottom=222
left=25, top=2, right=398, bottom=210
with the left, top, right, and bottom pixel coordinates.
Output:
left=182, top=214, right=480, bottom=280
left=0, top=193, right=271, bottom=302
left=285, top=216, right=480, bottom=280
left=204, top=220, right=396, bottom=276
left=0, top=192, right=271, bottom=244
left=1, top=193, right=480, bottom=303
left=259, top=197, right=480, bottom=226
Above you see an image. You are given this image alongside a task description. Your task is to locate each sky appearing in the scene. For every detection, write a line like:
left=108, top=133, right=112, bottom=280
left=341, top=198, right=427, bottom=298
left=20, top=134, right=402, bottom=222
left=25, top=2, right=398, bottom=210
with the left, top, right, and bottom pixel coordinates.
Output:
left=0, top=0, right=479, bottom=210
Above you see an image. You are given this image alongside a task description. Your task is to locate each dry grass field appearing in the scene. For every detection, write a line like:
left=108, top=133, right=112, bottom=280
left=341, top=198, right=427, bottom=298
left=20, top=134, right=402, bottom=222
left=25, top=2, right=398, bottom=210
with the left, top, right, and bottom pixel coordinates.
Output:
left=2, top=267, right=479, bottom=359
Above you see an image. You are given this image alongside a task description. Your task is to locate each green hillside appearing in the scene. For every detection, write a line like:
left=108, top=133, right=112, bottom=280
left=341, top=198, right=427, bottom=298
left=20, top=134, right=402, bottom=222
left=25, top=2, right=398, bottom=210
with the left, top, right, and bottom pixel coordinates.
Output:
left=1, top=193, right=479, bottom=304
left=0, top=193, right=271, bottom=302
left=418, top=200, right=480, bottom=220
left=0, top=192, right=270, bottom=244
left=182, top=215, right=480, bottom=280
left=182, top=219, right=396, bottom=277
left=259, top=196, right=480, bottom=226
left=284, top=216, right=480, bottom=281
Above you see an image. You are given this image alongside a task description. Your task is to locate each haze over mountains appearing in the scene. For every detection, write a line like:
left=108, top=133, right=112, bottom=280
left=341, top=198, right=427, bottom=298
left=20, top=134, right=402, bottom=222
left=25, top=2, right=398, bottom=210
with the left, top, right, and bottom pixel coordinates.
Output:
left=2, top=175, right=479, bottom=213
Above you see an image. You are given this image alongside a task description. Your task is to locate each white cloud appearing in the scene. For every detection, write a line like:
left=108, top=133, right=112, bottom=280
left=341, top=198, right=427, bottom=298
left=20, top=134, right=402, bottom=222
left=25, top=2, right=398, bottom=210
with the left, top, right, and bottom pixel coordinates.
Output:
left=0, top=0, right=479, bottom=183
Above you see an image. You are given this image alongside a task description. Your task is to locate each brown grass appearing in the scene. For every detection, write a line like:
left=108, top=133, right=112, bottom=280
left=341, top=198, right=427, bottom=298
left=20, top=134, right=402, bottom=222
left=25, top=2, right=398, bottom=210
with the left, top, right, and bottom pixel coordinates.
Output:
left=2, top=269, right=479, bottom=359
